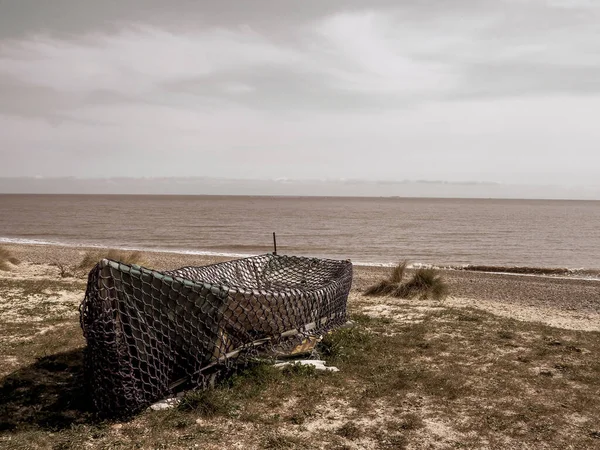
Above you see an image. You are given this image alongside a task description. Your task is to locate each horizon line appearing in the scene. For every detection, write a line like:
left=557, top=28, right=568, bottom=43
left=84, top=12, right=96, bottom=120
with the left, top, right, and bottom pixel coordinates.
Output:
left=1, top=192, right=599, bottom=202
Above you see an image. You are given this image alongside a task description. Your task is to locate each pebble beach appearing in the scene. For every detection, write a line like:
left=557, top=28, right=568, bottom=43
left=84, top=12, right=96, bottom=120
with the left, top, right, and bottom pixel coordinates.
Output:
left=3, top=242, right=599, bottom=332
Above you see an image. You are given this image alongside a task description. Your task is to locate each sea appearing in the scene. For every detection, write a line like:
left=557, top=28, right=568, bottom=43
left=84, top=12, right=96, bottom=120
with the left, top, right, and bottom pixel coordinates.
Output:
left=1, top=194, right=599, bottom=270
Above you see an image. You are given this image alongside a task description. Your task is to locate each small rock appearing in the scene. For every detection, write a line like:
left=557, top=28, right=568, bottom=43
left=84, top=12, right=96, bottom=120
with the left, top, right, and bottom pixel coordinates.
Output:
left=111, top=424, right=123, bottom=430
left=150, top=396, right=180, bottom=410
left=273, top=360, right=339, bottom=372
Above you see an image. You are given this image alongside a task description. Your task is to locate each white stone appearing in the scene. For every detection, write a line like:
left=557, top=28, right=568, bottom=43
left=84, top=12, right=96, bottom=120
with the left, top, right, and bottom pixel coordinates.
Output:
left=149, top=396, right=181, bottom=411
left=272, top=359, right=340, bottom=372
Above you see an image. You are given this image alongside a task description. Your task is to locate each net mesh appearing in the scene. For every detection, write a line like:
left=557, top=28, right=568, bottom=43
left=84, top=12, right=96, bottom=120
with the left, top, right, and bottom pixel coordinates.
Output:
left=79, top=253, right=352, bottom=416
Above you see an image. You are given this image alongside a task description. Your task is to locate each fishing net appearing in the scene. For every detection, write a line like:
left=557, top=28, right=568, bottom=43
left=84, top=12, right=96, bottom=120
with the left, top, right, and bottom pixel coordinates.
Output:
left=79, top=253, right=353, bottom=417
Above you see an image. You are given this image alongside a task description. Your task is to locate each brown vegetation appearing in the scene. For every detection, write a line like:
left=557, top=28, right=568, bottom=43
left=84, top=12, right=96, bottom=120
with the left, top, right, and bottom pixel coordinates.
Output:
left=0, top=247, right=20, bottom=271
left=77, top=249, right=144, bottom=272
left=364, top=261, right=449, bottom=300
left=54, top=249, right=145, bottom=278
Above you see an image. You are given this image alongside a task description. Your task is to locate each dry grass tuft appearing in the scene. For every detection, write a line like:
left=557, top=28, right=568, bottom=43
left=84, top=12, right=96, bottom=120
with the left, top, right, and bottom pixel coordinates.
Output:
left=77, top=249, right=144, bottom=272
left=364, top=261, right=449, bottom=300
left=336, top=421, right=361, bottom=439
left=55, top=249, right=146, bottom=278
left=0, top=247, right=20, bottom=271
left=54, top=262, right=75, bottom=278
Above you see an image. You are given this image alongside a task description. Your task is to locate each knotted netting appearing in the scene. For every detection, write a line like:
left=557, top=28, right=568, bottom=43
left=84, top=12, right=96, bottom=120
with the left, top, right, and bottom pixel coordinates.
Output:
left=79, top=254, right=352, bottom=416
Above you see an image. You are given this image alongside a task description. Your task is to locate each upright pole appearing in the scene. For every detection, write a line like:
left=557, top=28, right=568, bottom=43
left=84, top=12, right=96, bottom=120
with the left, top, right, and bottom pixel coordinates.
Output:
left=273, top=232, right=277, bottom=255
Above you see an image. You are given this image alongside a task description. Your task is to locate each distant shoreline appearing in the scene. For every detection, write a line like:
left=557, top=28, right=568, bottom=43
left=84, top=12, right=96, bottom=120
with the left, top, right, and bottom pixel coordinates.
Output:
left=2, top=192, right=600, bottom=202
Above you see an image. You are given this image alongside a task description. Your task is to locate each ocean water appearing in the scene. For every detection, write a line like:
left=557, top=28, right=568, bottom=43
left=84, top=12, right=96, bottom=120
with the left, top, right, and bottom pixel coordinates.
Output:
left=1, top=194, right=599, bottom=269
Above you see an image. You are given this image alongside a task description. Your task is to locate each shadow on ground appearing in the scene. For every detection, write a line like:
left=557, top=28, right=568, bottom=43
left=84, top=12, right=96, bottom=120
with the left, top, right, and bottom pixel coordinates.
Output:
left=0, top=348, right=96, bottom=431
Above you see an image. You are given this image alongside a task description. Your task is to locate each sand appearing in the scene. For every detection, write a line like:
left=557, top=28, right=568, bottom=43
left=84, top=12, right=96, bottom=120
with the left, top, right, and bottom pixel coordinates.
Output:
left=351, top=258, right=600, bottom=332
left=1, top=242, right=599, bottom=332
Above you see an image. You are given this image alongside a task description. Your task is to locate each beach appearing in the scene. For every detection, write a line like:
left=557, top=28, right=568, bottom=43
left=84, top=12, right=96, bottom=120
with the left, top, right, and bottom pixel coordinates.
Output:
left=3, top=242, right=599, bottom=332
left=1, top=243, right=599, bottom=449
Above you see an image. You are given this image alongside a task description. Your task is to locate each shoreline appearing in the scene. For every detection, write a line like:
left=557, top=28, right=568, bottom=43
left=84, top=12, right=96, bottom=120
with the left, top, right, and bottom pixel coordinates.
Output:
left=1, top=238, right=599, bottom=280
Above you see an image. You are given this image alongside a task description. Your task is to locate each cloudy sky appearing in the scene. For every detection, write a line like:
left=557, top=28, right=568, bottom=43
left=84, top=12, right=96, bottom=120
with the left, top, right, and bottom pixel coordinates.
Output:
left=0, top=0, right=599, bottom=195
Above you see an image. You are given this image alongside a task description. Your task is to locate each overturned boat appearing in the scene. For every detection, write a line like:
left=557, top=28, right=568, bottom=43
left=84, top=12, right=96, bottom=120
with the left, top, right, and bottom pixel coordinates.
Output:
left=80, top=253, right=353, bottom=416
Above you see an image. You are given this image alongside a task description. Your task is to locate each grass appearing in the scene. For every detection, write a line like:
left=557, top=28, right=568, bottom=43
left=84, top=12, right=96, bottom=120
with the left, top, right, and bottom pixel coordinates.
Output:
left=336, top=421, right=361, bottom=439
left=1, top=276, right=600, bottom=448
left=0, top=348, right=92, bottom=432
left=364, top=261, right=449, bottom=300
left=53, top=249, right=146, bottom=278
left=0, top=278, right=85, bottom=337
left=0, top=278, right=86, bottom=299
left=2, top=307, right=599, bottom=448
left=0, top=247, right=20, bottom=271
left=177, top=362, right=325, bottom=421
left=178, top=389, right=238, bottom=418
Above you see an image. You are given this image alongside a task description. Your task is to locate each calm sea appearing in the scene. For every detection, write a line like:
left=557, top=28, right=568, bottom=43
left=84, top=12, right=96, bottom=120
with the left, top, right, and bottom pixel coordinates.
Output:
left=0, top=194, right=599, bottom=269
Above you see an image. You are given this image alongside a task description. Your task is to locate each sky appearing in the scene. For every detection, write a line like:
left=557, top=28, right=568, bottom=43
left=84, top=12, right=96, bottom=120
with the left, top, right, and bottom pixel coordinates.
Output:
left=0, top=0, right=599, bottom=197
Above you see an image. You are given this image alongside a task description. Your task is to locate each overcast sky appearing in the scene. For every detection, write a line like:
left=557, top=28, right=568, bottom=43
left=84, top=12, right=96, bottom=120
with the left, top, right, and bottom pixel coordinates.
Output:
left=1, top=0, right=599, bottom=196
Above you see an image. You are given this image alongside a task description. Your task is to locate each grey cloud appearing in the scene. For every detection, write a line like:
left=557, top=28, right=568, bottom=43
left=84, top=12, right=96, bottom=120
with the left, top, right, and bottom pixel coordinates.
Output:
left=4, top=1, right=584, bottom=37
left=1, top=0, right=599, bottom=118
left=162, top=66, right=432, bottom=112
left=0, top=75, right=74, bottom=120
left=0, top=75, right=142, bottom=123
left=0, top=0, right=398, bottom=39
left=1, top=0, right=599, bottom=189
left=3, top=1, right=595, bottom=40
left=454, top=62, right=600, bottom=99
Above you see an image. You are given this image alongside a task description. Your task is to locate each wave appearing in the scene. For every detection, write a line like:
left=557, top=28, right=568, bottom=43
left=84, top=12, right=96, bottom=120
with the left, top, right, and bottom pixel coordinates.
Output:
left=440, top=264, right=600, bottom=281
left=0, top=237, right=70, bottom=246
left=0, top=236, right=254, bottom=260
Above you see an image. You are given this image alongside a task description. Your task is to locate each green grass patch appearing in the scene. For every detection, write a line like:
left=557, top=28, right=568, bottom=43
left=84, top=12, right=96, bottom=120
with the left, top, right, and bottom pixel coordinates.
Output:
left=178, top=389, right=238, bottom=418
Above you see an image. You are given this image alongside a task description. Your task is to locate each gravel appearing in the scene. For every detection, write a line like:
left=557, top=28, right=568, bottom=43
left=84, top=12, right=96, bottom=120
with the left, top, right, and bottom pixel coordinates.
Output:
left=5, top=242, right=600, bottom=319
